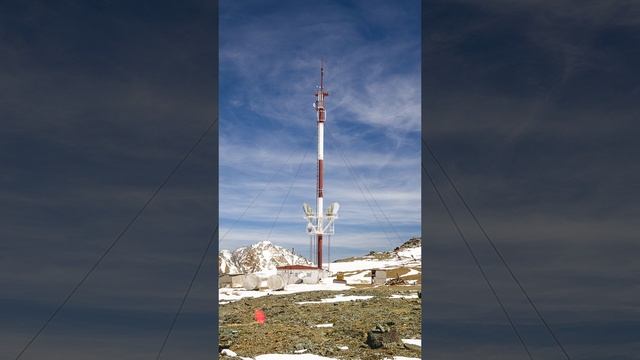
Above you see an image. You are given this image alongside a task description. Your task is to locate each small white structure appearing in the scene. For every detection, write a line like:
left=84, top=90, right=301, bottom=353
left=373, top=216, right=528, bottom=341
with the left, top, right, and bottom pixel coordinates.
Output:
left=371, top=269, right=387, bottom=285
left=240, top=273, right=287, bottom=290
left=277, top=265, right=327, bottom=285
left=218, top=274, right=246, bottom=288
left=242, top=273, right=262, bottom=290
left=267, top=274, right=286, bottom=290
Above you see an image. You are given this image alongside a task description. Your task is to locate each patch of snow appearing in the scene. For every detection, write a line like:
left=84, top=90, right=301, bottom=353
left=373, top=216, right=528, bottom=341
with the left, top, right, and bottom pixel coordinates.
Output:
left=390, top=293, right=419, bottom=299
left=294, top=349, right=308, bottom=354
left=342, top=270, right=371, bottom=284
left=221, top=348, right=238, bottom=356
left=285, top=282, right=352, bottom=293
left=219, top=282, right=352, bottom=303
left=329, top=259, right=403, bottom=273
left=397, top=246, right=421, bottom=259
left=337, top=346, right=348, bottom=350
left=401, top=338, right=422, bottom=347
left=219, top=288, right=270, bottom=302
left=401, top=268, right=420, bottom=277
left=323, top=248, right=422, bottom=285
left=314, top=323, right=333, bottom=328
left=296, top=294, right=373, bottom=305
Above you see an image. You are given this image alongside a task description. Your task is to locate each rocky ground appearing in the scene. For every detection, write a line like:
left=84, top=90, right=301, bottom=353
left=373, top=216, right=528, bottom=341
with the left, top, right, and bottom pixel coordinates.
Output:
left=219, top=284, right=421, bottom=360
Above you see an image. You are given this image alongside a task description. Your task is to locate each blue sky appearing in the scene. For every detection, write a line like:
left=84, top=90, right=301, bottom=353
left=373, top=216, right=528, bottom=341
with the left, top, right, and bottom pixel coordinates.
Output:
left=219, top=0, right=421, bottom=258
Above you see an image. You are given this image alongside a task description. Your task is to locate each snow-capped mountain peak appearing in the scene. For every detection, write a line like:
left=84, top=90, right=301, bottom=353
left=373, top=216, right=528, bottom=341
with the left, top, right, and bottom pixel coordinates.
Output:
left=219, top=241, right=311, bottom=274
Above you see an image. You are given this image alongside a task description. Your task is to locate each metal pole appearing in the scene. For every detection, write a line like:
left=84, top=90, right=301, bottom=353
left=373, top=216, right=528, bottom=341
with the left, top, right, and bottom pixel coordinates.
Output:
left=315, top=64, right=328, bottom=269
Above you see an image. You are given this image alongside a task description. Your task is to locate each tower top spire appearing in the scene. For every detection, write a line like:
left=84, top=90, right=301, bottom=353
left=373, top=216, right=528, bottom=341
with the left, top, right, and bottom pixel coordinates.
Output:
left=320, top=59, right=324, bottom=90
left=316, top=60, right=328, bottom=99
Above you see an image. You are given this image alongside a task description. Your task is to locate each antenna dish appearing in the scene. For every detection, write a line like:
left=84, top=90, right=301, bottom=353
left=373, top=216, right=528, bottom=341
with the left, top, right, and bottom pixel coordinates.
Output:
left=303, top=203, right=314, bottom=217
left=327, top=202, right=340, bottom=216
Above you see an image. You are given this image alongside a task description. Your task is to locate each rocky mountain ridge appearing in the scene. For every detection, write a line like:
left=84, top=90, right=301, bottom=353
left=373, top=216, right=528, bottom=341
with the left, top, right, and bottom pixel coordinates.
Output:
left=334, top=236, right=422, bottom=263
left=220, top=237, right=421, bottom=273
left=219, top=240, right=311, bottom=274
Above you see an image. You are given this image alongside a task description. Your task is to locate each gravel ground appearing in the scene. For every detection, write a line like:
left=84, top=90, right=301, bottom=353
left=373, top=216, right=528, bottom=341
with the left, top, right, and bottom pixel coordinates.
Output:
left=219, top=285, right=421, bottom=360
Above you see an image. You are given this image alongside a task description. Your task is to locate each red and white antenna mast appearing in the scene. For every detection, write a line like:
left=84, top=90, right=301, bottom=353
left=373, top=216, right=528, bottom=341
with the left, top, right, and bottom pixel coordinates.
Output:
left=303, top=62, right=339, bottom=270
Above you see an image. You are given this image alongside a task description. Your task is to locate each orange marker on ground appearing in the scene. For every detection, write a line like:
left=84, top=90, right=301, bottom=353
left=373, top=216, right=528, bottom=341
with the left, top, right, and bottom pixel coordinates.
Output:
left=254, top=309, right=266, bottom=325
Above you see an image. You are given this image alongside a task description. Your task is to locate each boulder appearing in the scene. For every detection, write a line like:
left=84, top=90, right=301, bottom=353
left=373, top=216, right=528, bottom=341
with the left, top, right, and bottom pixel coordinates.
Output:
left=267, top=274, right=285, bottom=290
left=242, top=273, right=260, bottom=290
left=366, top=324, right=400, bottom=349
